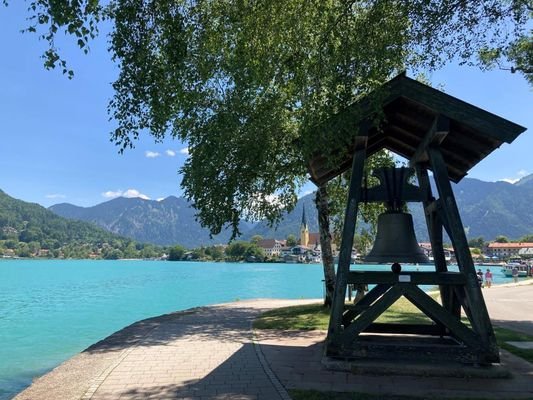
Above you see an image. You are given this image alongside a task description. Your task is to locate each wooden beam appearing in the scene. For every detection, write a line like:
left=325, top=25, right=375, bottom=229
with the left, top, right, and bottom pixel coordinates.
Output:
left=388, top=123, right=425, bottom=142
left=454, top=285, right=474, bottom=323
left=427, top=145, right=499, bottom=362
left=343, top=284, right=391, bottom=326
left=416, top=168, right=448, bottom=271
left=409, top=115, right=449, bottom=166
left=387, top=109, right=434, bottom=136
left=347, top=271, right=466, bottom=285
left=402, top=285, right=481, bottom=351
left=365, top=323, right=445, bottom=336
left=415, top=166, right=456, bottom=320
left=325, top=142, right=367, bottom=354
left=341, top=285, right=404, bottom=344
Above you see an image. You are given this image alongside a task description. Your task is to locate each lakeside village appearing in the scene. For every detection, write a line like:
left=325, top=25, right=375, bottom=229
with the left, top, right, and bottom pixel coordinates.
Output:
left=2, top=207, right=532, bottom=277
left=253, top=209, right=533, bottom=276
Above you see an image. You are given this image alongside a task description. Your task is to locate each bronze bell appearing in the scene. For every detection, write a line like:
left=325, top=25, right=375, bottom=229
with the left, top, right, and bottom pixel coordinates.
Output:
left=365, top=211, right=430, bottom=264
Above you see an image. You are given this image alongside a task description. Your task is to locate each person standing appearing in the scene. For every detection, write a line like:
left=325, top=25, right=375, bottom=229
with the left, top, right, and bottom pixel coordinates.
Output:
left=477, top=269, right=484, bottom=288
left=512, top=266, right=519, bottom=283
left=484, top=269, right=493, bottom=288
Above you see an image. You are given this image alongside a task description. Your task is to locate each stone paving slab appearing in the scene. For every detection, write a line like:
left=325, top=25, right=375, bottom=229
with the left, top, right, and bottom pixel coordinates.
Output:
left=256, top=329, right=533, bottom=399
left=481, top=281, right=533, bottom=336
left=507, top=341, right=533, bottom=349
left=15, top=299, right=315, bottom=400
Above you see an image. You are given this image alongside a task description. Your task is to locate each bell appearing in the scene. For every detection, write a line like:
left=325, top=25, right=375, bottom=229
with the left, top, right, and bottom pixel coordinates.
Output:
left=365, top=212, right=430, bottom=264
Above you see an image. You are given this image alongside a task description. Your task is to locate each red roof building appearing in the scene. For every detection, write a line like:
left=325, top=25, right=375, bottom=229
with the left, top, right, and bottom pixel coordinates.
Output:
left=487, top=242, right=533, bottom=258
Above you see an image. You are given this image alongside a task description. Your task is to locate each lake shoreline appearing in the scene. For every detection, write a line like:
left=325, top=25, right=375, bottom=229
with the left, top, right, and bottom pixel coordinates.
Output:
left=14, top=286, right=533, bottom=400
left=1, top=260, right=529, bottom=400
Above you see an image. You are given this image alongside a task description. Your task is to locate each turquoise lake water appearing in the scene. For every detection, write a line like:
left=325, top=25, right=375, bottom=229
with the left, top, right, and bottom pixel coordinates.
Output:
left=0, top=259, right=512, bottom=399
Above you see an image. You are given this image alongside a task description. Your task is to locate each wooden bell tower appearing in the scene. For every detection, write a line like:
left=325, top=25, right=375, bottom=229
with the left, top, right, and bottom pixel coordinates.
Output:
left=307, top=74, right=527, bottom=365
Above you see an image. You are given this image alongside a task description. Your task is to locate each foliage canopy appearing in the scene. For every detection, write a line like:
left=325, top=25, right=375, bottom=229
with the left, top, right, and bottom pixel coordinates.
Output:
left=6, top=0, right=532, bottom=238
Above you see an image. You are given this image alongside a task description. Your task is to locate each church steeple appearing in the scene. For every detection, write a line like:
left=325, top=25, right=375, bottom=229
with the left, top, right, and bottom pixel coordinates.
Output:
left=301, top=206, right=308, bottom=229
left=300, top=206, right=309, bottom=247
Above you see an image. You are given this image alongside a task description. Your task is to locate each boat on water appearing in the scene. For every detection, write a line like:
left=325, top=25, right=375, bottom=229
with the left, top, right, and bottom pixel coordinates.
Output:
left=428, top=250, right=452, bottom=263
left=476, top=262, right=506, bottom=267
left=501, top=261, right=529, bottom=277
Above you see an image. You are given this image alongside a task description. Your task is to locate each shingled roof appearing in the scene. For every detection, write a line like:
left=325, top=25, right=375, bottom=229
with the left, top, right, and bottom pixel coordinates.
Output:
left=307, top=73, right=527, bottom=186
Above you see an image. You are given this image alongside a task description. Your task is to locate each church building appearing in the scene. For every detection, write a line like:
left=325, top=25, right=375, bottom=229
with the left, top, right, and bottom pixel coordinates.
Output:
left=299, top=206, right=320, bottom=249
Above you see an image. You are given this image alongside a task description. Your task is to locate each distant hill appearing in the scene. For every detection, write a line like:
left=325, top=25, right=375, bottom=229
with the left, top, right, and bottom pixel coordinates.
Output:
left=48, top=174, right=533, bottom=248
left=249, top=176, right=533, bottom=242
left=515, top=173, right=533, bottom=188
left=411, top=176, right=533, bottom=241
left=242, top=193, right=319, bottom=240
left=50, top=196, right=238, bottom=248
left=51, top=193, right=319, bottom=247
left=0, top=189, right=128, bottom=250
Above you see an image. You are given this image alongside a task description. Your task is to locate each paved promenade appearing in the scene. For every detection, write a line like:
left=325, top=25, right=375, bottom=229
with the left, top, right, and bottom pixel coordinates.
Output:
left=15, top=299, right=310, bottom=400
left=481, top=280, right=533, bottom=336
left=15, top=281, right=533, bottom=400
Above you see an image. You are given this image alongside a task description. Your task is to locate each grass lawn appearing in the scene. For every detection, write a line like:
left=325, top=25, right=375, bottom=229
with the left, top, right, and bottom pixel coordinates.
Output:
left=253, top=296, right=435, bottom=330
left=493, top=326, right=533, bottom=363
left=253, top=299, right=533, bottom=362
left=288, top=389, right=528, bottom=400
left=288, top=390, right=431, bottom=400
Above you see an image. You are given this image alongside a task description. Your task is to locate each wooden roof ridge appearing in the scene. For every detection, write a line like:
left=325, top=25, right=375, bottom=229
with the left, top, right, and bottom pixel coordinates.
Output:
left=380, top=73, right=526, bottom=142
left=307, top=73, right=527, bottom=186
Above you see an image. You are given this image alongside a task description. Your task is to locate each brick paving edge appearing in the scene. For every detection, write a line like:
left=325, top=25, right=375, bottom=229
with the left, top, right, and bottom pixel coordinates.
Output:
left=252, top=325, right=292, bottom=400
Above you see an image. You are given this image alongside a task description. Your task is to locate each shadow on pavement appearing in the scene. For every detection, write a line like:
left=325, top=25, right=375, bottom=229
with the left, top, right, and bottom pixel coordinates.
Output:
left=491, top=319, right=533, bottom=336
left=257, top=332, right=533, bottom=399
left=84, top=305, right=262, bottom=354
left=100, top=343, right=282, bottom=400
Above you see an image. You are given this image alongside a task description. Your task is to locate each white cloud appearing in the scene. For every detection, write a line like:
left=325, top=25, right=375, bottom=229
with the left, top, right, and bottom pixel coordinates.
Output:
left=45, top=193, right=66, bottom=199
left=179, top=147, right=190, bottom=155
left=145, top=151, right=161, bottom=158
left=498, top=170, right=529, bottom=184
left=156, top=197, right=165, bottom=202
left=123, top=189, right=150, bottom=200
left=102, top=189, right=150, bottom=200
left=102, top=190, right=123, bottom=199
left=499, top=178, right=520, bottom=184
left=165, top=149, right=176, bottom=157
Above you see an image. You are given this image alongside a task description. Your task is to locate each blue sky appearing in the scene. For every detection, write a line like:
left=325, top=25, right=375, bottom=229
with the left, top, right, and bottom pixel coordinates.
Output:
left=1, top=3, right=531, bottom=208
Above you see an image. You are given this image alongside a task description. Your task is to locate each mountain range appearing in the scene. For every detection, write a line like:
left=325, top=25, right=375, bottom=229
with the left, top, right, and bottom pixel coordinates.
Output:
left=49, top=196, right=235, bottom=248
left=411, top=174, right=533, bottom=241
left=0, top=189, right=135, bottom=258
left=48, top=174, right=533, bottom=247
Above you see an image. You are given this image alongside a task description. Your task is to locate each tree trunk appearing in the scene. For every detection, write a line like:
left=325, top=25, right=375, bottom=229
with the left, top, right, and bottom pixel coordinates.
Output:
left=315, top=185, right=336, bottom=307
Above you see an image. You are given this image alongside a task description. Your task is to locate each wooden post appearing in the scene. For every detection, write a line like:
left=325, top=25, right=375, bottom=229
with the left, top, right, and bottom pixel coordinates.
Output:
left=427, top=145, right=499, bottom=362
left=325, top=142, right=367, bottom=355
left=415, top=166, right=460, bottom=319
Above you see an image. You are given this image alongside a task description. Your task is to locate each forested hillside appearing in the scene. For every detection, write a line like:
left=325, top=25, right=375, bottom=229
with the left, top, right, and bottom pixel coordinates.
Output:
left=50, top=196, right=239, bottom=248
left=0, top=190, right=162, bottom=259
